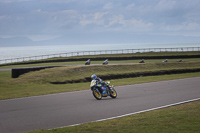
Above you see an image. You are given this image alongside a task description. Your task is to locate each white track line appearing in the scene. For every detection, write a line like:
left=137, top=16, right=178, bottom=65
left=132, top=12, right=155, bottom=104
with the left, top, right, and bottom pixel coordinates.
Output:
left=63, top=97, right=200, bottom=128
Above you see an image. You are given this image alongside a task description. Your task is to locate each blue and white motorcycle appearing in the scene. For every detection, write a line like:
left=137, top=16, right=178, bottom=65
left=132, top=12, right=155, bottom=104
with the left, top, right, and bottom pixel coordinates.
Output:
left=90, top=80, right=117, bottom=100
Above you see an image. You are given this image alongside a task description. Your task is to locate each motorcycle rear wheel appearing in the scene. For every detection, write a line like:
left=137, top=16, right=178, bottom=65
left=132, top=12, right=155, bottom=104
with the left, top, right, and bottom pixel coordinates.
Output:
left=109, top=87, right=117, bottom=98
left=93, top=89, right=102, bottom=100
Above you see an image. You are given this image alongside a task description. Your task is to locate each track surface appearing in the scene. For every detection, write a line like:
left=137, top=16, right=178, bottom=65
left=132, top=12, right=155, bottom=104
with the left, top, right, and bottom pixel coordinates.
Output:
left=0, top=77, right=200, bottom=133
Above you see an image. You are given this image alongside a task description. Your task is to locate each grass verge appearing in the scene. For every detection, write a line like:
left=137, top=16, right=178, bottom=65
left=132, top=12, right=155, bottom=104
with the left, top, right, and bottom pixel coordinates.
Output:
left=28, top=100, right=200, bottom=133
left=1, top=61, right=200, bottom=99
left=10, top=62, right=200, bottom=83
left=0, top=70, right=200, bottom=100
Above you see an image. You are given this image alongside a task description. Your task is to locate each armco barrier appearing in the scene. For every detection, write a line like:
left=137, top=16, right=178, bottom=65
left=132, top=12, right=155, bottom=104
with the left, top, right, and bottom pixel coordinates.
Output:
left=5, top=55, right=200, bottom=66
left=50, top=68, right=200, bottom=84
left=12, top=66, right=60, bottom=78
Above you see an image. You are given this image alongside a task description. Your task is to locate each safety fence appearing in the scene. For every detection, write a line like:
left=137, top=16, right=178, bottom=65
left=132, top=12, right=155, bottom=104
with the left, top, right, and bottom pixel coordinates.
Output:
left=1, top=47, right=200, bottom=64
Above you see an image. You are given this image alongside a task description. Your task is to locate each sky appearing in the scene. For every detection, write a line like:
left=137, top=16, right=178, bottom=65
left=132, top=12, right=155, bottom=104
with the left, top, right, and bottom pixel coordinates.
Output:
left=0, top=0, right=200, bottom=46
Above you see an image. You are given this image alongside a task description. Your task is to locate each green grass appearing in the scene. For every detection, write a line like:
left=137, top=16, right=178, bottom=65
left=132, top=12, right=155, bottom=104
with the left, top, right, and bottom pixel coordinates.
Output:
left=12, top=62, right=200, bottom=84
left=28, top=100, right=200, bottom=133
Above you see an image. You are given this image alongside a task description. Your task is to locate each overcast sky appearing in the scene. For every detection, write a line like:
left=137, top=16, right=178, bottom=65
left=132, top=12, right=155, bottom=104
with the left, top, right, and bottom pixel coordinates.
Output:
left=0, top=0, right=200, bottom=45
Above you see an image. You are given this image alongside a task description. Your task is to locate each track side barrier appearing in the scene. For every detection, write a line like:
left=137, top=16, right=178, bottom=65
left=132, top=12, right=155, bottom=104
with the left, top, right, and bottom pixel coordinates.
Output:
left=5, top=55, right=200, bottom=66
left=12, top=66, right=60, bottom=78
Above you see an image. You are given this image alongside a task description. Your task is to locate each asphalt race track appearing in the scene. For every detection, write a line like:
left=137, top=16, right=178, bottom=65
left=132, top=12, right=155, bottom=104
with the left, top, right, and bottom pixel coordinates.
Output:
left=0, top=77, right=200, bottom=133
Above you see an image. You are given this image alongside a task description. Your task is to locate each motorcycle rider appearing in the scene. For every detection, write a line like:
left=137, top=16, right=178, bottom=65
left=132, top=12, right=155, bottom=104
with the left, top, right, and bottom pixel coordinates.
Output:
left=91, top=74, right=110, bottom=91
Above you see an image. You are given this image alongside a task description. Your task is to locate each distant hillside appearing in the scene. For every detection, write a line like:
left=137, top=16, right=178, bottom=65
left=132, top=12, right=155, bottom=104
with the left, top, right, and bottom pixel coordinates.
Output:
left=0, top=34, right=200, bottom=47
left=0, top=37, right=34, bottom=47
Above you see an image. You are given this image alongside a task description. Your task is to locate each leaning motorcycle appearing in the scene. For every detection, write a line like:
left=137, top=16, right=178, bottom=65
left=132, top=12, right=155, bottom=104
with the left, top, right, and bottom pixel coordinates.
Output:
left=90, top=80, right=117, bottom=100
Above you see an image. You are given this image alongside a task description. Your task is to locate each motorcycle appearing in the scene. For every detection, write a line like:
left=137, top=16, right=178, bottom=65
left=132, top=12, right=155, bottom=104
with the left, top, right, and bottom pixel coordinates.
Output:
left=85, top=59, right=90, bottom=65
left=103, top=59, right=108, bottom=65
left=90, top=79, right=117, bottom=100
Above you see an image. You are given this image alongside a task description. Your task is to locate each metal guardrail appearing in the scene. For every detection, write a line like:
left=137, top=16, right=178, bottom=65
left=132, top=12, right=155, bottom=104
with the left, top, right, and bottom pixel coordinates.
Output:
left=0, top=47, right=200, bottom=64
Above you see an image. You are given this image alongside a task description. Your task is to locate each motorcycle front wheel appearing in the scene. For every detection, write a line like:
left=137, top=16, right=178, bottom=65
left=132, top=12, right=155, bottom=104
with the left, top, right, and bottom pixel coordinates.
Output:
left=109, top=87, right=117, bottom=98
left=93, top=89, right=102, bottom=100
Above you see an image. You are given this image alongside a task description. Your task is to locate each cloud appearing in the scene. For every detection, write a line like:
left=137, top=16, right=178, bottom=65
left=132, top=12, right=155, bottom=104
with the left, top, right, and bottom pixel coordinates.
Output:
left=79, top=11, right=153, bottom=32
left=103, top=2, right=113, bottom=10
left=45, top=0, right=76, bottom=3
left=155, top=0, right=176, bottom=11
left=107, top=14, right=153, bottom=32
left=125, top=3, right=136, bottom=10
left=0, top=0, right=200, bottom=43
left=80, top=12, right=108, bottom=26
left=0, top=0, right=75, bottom=3
left=0, top=0, right=31, bottom=3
